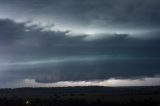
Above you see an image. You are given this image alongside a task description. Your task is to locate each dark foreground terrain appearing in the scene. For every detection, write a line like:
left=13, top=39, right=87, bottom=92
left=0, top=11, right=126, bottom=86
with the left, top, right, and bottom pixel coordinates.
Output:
left=0, top=86, right=160, bottom=106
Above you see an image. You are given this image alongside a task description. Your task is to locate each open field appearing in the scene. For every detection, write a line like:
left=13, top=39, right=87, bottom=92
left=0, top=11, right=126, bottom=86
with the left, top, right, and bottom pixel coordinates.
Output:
left=0, top=86, right=160, bottom=106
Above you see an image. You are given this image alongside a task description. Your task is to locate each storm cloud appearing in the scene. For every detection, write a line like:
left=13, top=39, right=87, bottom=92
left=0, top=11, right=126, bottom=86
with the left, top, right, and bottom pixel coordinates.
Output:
left=0, top=0, right=160, bottom=87
left=0, top=19, right=160, bottom=86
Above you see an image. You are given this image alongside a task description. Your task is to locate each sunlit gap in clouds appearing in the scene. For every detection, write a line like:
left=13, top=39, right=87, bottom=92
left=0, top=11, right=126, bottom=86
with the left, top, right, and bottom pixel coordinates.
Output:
left=23, top=20, right=148, bottom=40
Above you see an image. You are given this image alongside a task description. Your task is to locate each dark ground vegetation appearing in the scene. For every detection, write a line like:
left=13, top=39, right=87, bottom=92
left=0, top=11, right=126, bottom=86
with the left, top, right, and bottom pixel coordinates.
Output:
left=0, top=86, right=160, bottom=106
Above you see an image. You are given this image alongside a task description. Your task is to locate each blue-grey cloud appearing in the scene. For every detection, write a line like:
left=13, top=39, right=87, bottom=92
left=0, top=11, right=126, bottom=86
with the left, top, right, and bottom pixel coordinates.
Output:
left=0, top=19, right=160, bottom=86
left=0, top=0, right=160, bottom=87
left=0, top=0, right=160, bottom=36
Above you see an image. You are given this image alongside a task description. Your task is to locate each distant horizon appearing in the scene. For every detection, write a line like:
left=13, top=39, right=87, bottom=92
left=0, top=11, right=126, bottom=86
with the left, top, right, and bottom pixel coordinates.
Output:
left=2, top=85, right=160, bottom=89
left=1, top=76, right=160, bottom=88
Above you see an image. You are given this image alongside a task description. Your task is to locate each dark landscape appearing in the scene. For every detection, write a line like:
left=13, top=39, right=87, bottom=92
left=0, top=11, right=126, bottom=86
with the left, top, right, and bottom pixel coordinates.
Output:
left=0, top=86, right=160, bottom=106
left=1, top=0, right=160, bottom=106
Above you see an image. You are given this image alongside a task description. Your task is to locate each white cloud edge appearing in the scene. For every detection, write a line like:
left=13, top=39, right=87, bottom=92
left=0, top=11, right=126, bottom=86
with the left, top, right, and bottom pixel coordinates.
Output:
left=2, top=76, right=160, bottom=88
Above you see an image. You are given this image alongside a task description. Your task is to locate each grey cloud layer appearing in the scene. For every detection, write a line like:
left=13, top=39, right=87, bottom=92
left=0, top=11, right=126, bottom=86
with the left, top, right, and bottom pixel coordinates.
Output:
left=0, top=0, right=160, bottom=87
left=1, top=0, right=160, bottom=31
left=0, top=19, right=160, bottom=85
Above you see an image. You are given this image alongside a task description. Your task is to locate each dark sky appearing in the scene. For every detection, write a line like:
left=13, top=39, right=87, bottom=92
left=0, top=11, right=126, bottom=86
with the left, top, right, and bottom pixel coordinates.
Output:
left=0, top=0, right=160, bottom=88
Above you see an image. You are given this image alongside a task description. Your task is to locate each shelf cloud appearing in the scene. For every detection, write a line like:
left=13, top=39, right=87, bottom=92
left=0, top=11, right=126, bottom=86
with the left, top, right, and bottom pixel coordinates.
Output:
left=0, top=0, right=160, bottom=88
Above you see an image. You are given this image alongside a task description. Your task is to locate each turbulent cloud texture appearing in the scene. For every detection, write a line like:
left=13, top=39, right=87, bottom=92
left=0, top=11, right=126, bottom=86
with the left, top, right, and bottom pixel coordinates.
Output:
left=0, top=0, right=160, bottom=87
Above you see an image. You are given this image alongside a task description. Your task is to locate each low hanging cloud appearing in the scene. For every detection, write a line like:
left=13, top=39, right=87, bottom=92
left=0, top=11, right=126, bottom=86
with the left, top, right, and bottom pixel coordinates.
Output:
left=0, top=18, right=160, bottom=87
left=2, top=76, right=160, bottom=88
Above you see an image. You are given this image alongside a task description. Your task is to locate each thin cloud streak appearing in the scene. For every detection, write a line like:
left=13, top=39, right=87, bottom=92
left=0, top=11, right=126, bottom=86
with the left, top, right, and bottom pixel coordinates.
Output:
left=0, top=55, right=110, bottom=67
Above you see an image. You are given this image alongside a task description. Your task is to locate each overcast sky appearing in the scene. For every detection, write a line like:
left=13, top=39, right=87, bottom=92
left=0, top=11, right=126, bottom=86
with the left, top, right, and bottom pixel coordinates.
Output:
left=0, top=0, right=160, bottom=88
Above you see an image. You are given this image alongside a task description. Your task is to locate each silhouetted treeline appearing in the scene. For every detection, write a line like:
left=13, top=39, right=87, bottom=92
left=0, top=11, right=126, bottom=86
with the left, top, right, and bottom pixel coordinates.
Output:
left=1, top=86, right=160, bottom=98
left=0, top=97, right=159, bottom=106
left=0, top=87, right=160, bottom=106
